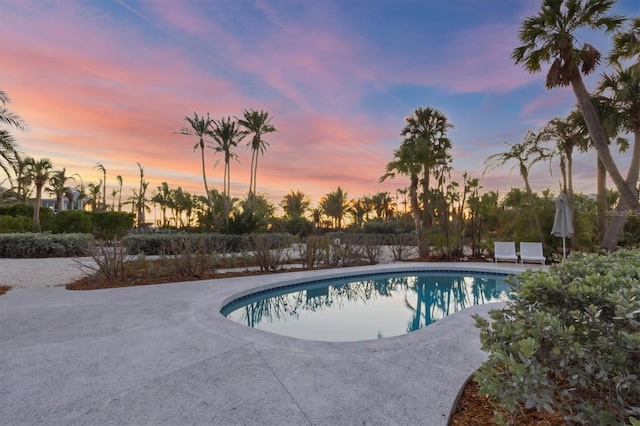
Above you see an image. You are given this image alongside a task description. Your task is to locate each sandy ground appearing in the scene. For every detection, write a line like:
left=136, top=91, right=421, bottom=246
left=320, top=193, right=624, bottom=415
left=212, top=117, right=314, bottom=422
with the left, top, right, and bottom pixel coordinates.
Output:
left=0, top=257, right=97, bottom=290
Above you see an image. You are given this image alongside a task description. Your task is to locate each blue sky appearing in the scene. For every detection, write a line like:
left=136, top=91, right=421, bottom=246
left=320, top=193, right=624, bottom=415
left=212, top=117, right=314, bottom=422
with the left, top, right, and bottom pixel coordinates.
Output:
left=0, top=0, right=638, bottom=207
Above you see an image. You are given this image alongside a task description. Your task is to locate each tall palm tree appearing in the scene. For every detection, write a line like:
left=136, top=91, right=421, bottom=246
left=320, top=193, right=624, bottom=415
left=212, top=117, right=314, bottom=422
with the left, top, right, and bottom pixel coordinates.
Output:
left=47, top=168, right=75, bottom=212
left=116, top=174, right=123, bottom=212
left=320, top=186, right=350, bottom=229
left=237, top=109, right=276, bottom=199
left=25, top=157, right=52, bottom=232
left=177, top=112, right=215, bottom=213
left=512, top=0, right=638, bottom=250
left=381, top=106, right=453, bottom=257
left=210, top=116, right=247, bottom=226
left=596, top=18, right=640, bottom=247
left=86, top=181, right=102, bottom=211
left=280, top=189, right=311, bottom=219
left=151, top=182, right=172, bottom=227
left=93, top=163, right=107, bottom=210
left=485, top=131, right=550, bottom=245
left=381, top=139, right=423, bottom=254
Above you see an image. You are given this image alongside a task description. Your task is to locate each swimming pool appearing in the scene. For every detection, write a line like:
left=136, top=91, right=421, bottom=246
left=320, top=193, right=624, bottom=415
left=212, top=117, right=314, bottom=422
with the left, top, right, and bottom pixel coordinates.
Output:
left=221, top=270, right=511, bottom=342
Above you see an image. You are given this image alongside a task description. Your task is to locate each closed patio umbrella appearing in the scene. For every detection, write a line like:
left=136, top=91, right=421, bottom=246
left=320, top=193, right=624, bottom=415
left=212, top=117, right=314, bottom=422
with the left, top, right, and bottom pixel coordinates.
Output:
left=552, top=193, right=574, bottom=259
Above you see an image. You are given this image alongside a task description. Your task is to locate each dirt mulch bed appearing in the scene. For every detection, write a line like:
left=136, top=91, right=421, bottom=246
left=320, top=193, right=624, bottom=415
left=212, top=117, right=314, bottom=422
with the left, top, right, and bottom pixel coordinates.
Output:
left=449, top=380, right=566, bottom=425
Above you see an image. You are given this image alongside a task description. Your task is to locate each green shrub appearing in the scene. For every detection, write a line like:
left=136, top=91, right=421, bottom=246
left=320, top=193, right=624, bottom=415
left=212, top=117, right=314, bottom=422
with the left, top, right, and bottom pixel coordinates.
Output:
left=0, top=215, right=32, bottom=233
left=123, top=232, right=251, bottom=255
left=0, top=232, right=94, bottom=258
left=92, top=211, right=134, bottom=239
left=49, top=211, right=93, bottom=234
left=474, top=249, right=640, bottom=425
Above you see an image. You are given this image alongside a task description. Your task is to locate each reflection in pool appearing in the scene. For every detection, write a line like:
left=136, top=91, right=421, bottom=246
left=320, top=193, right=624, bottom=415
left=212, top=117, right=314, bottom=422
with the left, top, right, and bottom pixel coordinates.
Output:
left=222, top=271, right=511, bottom=342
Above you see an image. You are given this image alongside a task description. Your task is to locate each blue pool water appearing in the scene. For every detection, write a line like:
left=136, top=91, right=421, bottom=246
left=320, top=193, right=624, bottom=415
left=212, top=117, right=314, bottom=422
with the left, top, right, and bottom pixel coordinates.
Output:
left=221, top=271, right=511, bottom=342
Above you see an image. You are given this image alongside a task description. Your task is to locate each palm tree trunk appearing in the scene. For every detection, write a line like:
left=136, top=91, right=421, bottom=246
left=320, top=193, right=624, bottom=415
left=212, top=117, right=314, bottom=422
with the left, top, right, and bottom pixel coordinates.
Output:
left=571, top=76, right=634, bottom=201
left=602, top=125, right=640, bottom=250
left=571, top=75, right=640, bottom=250
left=521, top=166, right=545, bottom=245
left=567, top=149, right=576, bottom=248
left=33, top=186, right=42, bottom=232
left=597, top=157, right=608, bottom=243
left=200, top=142, right=214, bottom=213
left=409, top=174, right=427, bottom=258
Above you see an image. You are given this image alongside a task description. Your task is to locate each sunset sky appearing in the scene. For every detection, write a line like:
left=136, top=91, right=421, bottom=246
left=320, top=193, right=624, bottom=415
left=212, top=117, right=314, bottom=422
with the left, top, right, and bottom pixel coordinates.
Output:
left=1, top=0, right=638, bottom=211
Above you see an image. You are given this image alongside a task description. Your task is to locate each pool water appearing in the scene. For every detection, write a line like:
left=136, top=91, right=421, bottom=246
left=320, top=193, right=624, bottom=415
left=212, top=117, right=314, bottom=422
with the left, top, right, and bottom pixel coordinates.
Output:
left=221, top=271, right=511, bottom=342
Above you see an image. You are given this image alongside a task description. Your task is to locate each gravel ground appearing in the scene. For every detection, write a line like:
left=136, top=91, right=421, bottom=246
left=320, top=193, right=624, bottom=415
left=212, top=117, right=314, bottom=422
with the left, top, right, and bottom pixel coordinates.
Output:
left=0, top=257, right=96, bottom=291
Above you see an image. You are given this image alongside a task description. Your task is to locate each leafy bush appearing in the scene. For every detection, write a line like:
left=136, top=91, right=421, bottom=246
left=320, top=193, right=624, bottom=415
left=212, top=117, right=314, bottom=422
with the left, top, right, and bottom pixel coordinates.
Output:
left=166, top=235, right=220, bottom=278
left=0, top=215, right=32, bottom=233
left=92, top=211, right=134, bottom=240
left=123, top=233, right=251, bottom=255
left=474, top=249, right=640, bottom=425
left=0, top=232, right=94, bottom=258
left=49, top=211, right=93, bottom=234
left=76, top=239, right=132, bottom=281
left=388, top=233, right=418, bottom=261
left=250, top=233, right=293, bottom=272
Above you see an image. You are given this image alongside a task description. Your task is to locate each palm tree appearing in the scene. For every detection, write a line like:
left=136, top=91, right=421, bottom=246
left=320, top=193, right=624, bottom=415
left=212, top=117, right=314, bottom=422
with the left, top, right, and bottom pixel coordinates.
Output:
left=47, top=168, right=75, bottom=212
left=320, top=186, right=350, bottom=229
left=177, top=112, right=215, bottom=213
left=210, top=116, right=247, bottom=226
left=93, top=163, right=107, bottom=210
left=237, top=109, right=276, bottom=199
left=151, top=182, right=172, bottom=227
left=381, top=106, right=453, bottom=257
left=0, top=89, right=24, bottom=189
left=25, top=157, right=52, bottom=232
left=0, top=89, right=25, bottom=130
left=485, top=131, right=550, bottom=245
left=86, top=181, right=102, bottom=211
left=512, top=0, right=638, bottom=250
left=0, top=130, right=19, bottom=185
left=280, top=189, right=311, bottom=219
left=595, top=17, right=640, bottom=248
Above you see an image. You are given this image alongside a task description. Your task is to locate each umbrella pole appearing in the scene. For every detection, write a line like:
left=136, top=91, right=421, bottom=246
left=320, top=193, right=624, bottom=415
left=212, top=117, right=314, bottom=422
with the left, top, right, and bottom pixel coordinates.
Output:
left=562, top=237, right=566, bottom=259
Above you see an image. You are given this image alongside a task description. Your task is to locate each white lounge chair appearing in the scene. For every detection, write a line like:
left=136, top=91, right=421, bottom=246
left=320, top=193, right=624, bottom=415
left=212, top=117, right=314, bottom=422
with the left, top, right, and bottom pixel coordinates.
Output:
left=520, top=242, right=546, bottom=266
left=494, top=242, right=518, bottom=264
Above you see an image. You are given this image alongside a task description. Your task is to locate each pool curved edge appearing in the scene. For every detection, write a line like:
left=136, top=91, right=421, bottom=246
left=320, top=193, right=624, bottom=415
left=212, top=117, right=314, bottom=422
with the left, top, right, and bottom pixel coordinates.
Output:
left=205, top=261, right=520, bottom=354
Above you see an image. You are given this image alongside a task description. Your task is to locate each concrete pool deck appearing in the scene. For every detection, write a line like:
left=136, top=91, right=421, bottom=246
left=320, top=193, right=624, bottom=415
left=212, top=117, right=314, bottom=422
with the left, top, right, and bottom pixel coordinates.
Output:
left=0, top=262, right=533, bottom=425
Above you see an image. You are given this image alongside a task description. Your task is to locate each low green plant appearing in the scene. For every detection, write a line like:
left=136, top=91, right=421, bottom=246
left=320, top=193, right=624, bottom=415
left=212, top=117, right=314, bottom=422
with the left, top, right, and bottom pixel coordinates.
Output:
left=0, top=215, right=32, bottom=233
left=166, top=235, right=219, bottom=279
left=92, top=211, right=134, bottom=239
left=474, top=249, right=640, bottom=425
left=250, top=234, right=293, bottom=272
left=388, top=233, right=418, bottom=261
left=0, top=232, right=94, bottom=258
left=76, top=239, right=132, bottom=281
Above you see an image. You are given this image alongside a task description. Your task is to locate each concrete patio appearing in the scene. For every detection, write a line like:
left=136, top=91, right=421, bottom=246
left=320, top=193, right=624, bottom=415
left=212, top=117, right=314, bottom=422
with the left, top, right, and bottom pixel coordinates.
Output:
left=0, top=262, right=522, bottom=425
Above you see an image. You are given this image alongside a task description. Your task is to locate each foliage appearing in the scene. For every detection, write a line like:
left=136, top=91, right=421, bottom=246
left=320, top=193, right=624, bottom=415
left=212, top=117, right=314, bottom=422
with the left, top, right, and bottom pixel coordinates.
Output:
left=388, top=233, right=418, bottom=261
left=474, top=249, right=640, bottom=425
left=49, top=210, right=93, bottom=234
left=0, top=232, right=94, bottom=258
left=0, top=215, right=32, bottom=233
left=92, top=211, right=134, bottom=240
left=250, top=233, right=292, bottom=272
left=166, top=235, right=220, bottom=278
left=76, top=239, right=131, bottom=281
left=123, top=232, right=251, bottom=255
